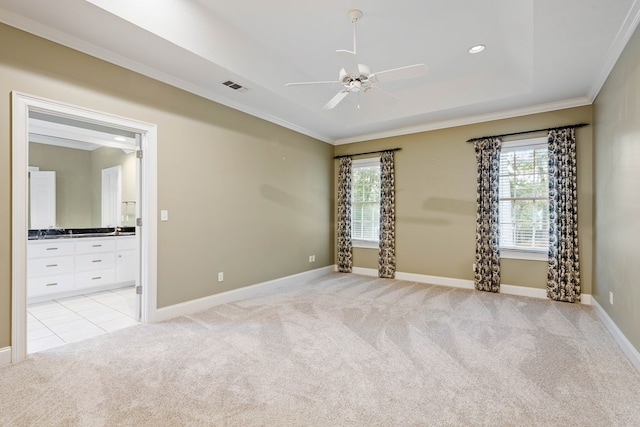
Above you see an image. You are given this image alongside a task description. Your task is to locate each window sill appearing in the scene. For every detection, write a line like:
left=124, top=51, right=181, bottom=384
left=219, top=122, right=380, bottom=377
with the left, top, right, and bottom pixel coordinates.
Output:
left=352, top=239, right=378, bottom=249
left=500, top=248, right=548, bottom=261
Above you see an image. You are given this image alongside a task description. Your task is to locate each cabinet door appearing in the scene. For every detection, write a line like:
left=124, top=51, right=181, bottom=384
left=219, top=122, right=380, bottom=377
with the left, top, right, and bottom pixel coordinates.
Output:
left=75, top=238, right=116, bottom=254
left=29, top=274, right=74, bottom=298
left=76, top=252, right=116, bottom=272
left=116, top=249, right=137, bottom=284
left=76, top=269, right=116, bottom=289
left=28, top=255, right=75, bottom=277
left=28, top=240, right=74, bottom=258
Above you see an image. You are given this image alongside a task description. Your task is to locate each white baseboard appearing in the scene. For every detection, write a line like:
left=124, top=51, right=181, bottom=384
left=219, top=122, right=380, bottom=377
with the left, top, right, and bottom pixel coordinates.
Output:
left=592, top=298, right=640, bottom=374
left=0, top=347, right=11, bottom=367
left=154, top=266, right=335, bottom=322
left=350, top=266, right=592, bottom=304
left=500, top=283, right=547, bottom=299
left=396, top=271, right=474, bottom=290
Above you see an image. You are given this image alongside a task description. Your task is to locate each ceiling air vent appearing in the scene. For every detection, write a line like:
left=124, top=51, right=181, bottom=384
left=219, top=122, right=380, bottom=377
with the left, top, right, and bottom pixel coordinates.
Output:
left=222, top=80, right=248, bottom=92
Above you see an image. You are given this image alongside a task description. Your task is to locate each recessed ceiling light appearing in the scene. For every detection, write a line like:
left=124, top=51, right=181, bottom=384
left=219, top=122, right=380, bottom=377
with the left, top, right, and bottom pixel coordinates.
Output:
left=114, top=136, right=127, bottom=142
left=468, top=44, right=486, bottom=54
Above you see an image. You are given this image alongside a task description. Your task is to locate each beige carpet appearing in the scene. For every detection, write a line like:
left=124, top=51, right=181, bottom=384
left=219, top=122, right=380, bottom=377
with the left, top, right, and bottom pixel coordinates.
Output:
left=1, top=273, right=640, bottom=426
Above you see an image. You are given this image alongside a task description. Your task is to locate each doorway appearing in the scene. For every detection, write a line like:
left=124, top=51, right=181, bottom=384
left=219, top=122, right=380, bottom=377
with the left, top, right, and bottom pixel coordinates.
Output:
left=11, top=92, right=158, bottom=363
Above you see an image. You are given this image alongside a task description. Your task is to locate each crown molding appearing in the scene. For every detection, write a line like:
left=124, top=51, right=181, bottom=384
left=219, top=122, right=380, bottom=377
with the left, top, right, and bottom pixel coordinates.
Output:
left=0, top=9, right=333, bottom=144
left=588, top=0, right=640, bottom=101
left=332, top=97, right=593, bottom=145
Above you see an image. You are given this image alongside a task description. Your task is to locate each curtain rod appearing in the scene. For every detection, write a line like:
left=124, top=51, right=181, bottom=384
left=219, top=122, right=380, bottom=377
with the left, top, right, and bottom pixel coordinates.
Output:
left=333, top=147, right=401, bottom=159
left=466, top=123, right=589, bottom=143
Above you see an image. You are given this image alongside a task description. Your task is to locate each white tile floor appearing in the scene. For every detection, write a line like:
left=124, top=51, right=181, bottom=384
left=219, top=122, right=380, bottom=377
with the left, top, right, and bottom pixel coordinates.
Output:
left=28, top=286, right=140, bottom=353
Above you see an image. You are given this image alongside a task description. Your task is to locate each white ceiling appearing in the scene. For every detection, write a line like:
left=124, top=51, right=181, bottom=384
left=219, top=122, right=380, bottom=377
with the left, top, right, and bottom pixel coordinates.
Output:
left=1, top=0, right=639, bottom=144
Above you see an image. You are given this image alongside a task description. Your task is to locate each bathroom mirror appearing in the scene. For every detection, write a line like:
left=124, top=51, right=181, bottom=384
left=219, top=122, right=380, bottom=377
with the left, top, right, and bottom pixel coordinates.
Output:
left=28, top=113, right=138, bottom=229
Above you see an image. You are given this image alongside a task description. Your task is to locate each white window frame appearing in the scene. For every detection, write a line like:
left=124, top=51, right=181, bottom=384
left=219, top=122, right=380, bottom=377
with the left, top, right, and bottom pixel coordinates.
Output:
left=499, top=137, right=549, bottom=261
left=351, top=157, right=380, bottom=249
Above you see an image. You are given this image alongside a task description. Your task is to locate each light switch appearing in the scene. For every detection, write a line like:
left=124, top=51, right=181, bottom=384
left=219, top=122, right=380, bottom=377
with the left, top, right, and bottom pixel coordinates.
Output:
left=160, top=210, right=169, bottom=221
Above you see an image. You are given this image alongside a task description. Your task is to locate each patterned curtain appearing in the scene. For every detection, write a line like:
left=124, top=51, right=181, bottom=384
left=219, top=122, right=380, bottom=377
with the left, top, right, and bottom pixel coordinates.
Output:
left=337, top=157, right=353, bottom=273
left=547, top=128, right=580, bottom=302
left=378, top=151, right=396, bottom=278
left=474, top=138, right=502, bottom=292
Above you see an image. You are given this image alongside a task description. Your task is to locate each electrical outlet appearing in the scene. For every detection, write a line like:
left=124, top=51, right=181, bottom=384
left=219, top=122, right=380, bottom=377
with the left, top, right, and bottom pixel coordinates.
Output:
left=308, top=255, right=316, bottom=263
left=218, top=272, right=224, bottom=282
left=160, top=210, right=169, bottom=221
left=472, top=263, right=477, bottom=272
left=609, top=291, right=613, bottom=305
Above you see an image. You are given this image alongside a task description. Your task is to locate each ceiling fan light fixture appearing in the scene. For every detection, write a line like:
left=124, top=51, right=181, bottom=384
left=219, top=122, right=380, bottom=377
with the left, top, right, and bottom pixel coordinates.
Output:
left=468, top=44, right=486, bottom=54
left=286, top=8, right=428, bottom=110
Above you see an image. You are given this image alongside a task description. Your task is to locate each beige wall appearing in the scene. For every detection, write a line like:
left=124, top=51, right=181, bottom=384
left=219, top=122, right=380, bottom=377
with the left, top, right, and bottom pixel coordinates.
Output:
left=29, top=143, right=92, bottom=228
left=593, top=24, right=640, bottom=353
left=0, top=24, right=334, bottom=347
left=334, top=106, right=593, bottom=292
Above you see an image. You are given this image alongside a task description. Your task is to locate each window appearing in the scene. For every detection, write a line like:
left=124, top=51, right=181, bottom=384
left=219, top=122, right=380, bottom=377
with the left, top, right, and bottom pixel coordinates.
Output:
left=351, top=157, right=380, bottom=247
left=498, top=137, right=549, bottom=258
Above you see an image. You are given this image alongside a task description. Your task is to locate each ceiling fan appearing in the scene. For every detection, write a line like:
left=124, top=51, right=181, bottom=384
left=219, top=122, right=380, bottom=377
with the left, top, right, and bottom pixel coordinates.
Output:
left=285, top=9, right=428, bottom=110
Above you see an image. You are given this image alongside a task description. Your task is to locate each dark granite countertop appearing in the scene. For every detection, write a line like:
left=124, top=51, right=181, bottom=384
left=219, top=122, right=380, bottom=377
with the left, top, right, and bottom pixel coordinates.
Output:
left=28, top=227, right=136, bottom=240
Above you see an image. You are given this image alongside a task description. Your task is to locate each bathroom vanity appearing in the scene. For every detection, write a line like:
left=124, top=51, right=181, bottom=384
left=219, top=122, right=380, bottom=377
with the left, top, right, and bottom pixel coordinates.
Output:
left=27, top=228, right=136, bottom=303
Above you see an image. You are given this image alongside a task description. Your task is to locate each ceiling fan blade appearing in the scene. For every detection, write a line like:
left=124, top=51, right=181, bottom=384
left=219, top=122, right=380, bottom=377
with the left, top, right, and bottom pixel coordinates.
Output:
left=369, top=64, right=428, bottom=83
left=285, top=80, right=341, bottom=87
left=322, top=90, right=350, bottom=110
left=336, top=50, right=360, bottom=75
left=364, top=85, right=398, bottom=106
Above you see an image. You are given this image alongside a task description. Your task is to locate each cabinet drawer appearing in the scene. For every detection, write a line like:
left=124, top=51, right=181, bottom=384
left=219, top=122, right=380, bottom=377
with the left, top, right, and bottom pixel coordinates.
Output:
left=28, top=274, right=74, bottom=298
left=76, top=253, right=115, bottom=272
left=75, top=269, right=115, bottom=288
left=75, top=238, right=116, bottom=254
left=28, top=240, right=74, bottom=258
left=116, top=236, right=136, bottom=251
left=28, top=256, right=75, bottom=277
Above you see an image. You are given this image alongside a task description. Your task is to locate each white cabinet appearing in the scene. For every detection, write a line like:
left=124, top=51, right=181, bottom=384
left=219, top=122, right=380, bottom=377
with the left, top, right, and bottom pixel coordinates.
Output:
left=27, top=235, right=137, bottom=302
left=27, top=240, right=74, bottom=298
left=116, top=237, right=137, bottom=283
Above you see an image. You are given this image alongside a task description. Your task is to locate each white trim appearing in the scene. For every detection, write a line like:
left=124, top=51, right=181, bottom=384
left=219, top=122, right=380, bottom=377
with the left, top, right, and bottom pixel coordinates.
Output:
left=11, top=93, right=29, bottom=364
left=349, top=267, right=593, bottom=303
left=500, top=249, right=548, bottom=261
left=352, top=240, right=378, bottom=249
left=395, top=271, right=475, bottom=290
left=0, top=9, right=332, bottom=145
left=0, top=8, right=612, bottom=147
left=154, top=266, right=335, bottom=322
left=588, top=0, right=640, bottom=100
left=592, top=298, right=640, bottom=374
left=500, top=283, right=547, bottom=299
left=333, top=97, right=592, bottom=145
left=0, top=347, right=11, bottom=367
left=10, top=92, right=158, bottom=362
left=580, top=294, right=593, bottom=305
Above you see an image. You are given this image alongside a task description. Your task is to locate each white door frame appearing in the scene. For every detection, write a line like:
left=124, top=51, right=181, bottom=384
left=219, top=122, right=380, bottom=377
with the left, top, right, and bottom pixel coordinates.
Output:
left=11, top=91, right=158, bottom=363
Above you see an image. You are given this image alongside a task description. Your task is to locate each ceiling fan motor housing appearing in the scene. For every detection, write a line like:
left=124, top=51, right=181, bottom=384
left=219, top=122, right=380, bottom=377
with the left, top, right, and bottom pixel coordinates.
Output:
left=339, top=64, right=371, bottom=85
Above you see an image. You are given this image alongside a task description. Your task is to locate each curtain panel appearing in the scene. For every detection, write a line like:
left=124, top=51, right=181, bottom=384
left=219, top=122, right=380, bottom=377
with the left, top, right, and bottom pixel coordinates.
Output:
left=474, top=138, right=502, bottom=292
left=378, top=151, right=396, bottom=278
left=547, top=128, right=581, bottom=302
left=337, top=157, right=353, bottom=273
